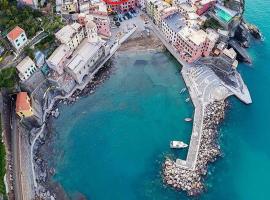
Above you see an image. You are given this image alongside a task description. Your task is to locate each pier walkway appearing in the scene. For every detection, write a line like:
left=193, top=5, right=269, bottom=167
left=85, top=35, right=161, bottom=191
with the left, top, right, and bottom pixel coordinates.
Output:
left=146, top=21, right=234, bottom=170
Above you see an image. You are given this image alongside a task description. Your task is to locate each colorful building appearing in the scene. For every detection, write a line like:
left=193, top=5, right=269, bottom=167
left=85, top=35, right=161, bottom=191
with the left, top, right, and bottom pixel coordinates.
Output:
left=65, top=21, right=109, bottom=84
left=18, top=0, right=38, bottom=8
left=7, top=26, right=28, bottom=51
left=16, top=56, right=37, bottom=81
left=46, top=44, right=72, bottom=75
left=55, top=23, right=85, bottom=50
left=62, top=0, right=78, bottom=13
left=16, top=92, right=33, bottom=118
left=161, top=12, right=185, bottom=43
left=106, top=0, right=137, bottom=13
left=175, top=27, right=218, bottom=63
left=78, top=10, right=111, bottom=38
left=194, top=0, right=216, bottom=16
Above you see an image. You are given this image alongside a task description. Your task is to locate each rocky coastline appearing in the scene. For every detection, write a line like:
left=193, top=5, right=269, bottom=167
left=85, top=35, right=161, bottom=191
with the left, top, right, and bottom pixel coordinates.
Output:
left=163, top=100, right=227, bottom=196
left=30, top=31, right=168, bottom=199
left=32, top=58, right=116, bottom=200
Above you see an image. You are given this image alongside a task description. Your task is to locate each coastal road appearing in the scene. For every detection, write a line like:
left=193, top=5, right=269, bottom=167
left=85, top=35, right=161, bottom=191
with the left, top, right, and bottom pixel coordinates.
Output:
left=10, top=99, right=23, bottom=200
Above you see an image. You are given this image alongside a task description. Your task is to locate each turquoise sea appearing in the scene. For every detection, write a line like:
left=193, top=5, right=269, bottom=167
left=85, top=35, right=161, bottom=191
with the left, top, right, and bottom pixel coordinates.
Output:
left=50, top=0, right=270, bottom=199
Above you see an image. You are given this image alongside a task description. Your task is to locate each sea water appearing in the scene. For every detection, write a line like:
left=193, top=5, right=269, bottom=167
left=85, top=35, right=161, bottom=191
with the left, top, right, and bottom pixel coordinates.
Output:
left=51, top=0, right=270, bottom=199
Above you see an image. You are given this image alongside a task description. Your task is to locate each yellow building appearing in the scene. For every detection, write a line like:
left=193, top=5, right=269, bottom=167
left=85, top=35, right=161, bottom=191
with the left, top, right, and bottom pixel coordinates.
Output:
left=164, top=0, right=172, bottom=5
left=16, top=92, right=33, bottom=118
left=64, top=2, right=77, bottom=13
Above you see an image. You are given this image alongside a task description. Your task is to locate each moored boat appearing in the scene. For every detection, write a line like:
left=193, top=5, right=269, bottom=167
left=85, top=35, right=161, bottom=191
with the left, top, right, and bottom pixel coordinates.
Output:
left=185, top=97, right=190, bottom=102
left=180, top=87, right=186, bottom=94
left=184, top=118, right=192, bottom=122
left=170, top=141, right=188, bottom=149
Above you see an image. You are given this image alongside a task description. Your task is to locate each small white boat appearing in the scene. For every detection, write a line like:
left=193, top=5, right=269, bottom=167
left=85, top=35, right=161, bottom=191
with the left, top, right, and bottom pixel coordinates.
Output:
left=184, top=118, right=192, bottom=122
left=185, top=97, right=190, bottom=102
left=170, top=141, right=188, bottom=149
left=180, top=88, right=186, bottom=94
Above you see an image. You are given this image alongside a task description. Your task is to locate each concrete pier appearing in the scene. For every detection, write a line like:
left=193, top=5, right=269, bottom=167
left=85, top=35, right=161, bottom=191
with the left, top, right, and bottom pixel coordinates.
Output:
left=144, top=18, right=253, bottom=171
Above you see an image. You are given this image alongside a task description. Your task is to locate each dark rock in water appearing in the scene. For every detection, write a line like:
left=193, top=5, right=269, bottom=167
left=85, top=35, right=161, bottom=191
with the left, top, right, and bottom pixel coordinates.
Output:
left=234, top=25, right=250, bottom=48
left=228, top=39, right=252, bottom=63
left=249, top=25, right=262, bottom=40
left=134, top=59, right=148, bottom=65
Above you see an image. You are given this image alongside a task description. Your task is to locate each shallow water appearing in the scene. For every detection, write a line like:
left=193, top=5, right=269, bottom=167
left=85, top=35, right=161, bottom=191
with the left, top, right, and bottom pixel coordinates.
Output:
left=50, top=0, right=270, bottom=199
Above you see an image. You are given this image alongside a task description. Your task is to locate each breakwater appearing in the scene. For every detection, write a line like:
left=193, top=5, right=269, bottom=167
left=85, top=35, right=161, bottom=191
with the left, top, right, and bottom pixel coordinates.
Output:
left=163, top=100, right=226, bottom=196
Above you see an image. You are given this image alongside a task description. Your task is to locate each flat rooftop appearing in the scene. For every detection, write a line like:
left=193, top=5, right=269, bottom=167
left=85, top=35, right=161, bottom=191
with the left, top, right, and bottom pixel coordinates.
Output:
left=164, top=12, right=185, bottom=33
left=66, top=39, right=103, bottom=74
left=179, top=27, right=207, bottom=46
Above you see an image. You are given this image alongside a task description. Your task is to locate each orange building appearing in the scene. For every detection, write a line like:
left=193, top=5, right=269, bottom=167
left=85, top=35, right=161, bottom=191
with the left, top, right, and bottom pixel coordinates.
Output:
left=16, top=92, right=33, bottom=118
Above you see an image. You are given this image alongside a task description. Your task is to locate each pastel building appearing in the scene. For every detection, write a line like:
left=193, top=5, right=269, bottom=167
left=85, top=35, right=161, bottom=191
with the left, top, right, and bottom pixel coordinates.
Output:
left=161, top=12, right=185, bottom=43
left=153, top=1, right=170, bottom=26
left=16, top=92, right=33, bottom=118
left=146, top=0, right=161, bottom=19
left=89, top=0, right=108, bottom=16
left=178, top=3, right=196, bottom=17
left=138, top=0, right=146, bottom=9
left=7, top=26, right=28, bottom=51
left=65, top=21, right=107, bottom=84
left=175, top=27, right=218, bottom=63
left=194, top=0, right=216, bottom=15
left=65, top=39, right=106, bottom=84
left=62, top=0, right=78, bottom=13
left=16, top=56, right=37, bottom=81
left=106, top=0, right=137, bottom=13
left=18, top=0, right=38, bottom=8
left=78, top=13, right=111, bottom=38
left=46, top=44, right=72, bottom=75
left=55, top=23, right=84, bottom=50
left=80, top=1, right=90, bottom=13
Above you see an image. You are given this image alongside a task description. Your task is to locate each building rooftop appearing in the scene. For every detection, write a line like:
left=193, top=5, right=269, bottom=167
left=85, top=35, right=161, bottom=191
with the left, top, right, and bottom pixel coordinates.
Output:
left=66, top=38, right=103, bottom=74
left=206, top=29, right=219, bottom=42
left=179, top=3, right=196, bottom=13
left=47, top=44, right=70, bottom=66
left=7, top=26, right=25, bottom=41
left=164, top=12, right=185, bottom=33
left=179, top=27, right=207, bottom=46
left=16, top=56, right=35, bottom=73
left=223, top=48, right=237, bottom=60
left=55, top=23, right=82, bottom=44
left=16, top=92, right=31, bottom=112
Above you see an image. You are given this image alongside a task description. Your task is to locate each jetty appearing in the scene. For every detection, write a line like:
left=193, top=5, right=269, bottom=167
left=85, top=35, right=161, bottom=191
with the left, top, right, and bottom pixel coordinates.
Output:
left=146, top=20, right=251, bottom=171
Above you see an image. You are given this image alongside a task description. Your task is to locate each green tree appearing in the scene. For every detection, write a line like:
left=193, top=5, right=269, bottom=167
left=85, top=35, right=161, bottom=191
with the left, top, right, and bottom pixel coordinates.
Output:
left=0, top=67, right=17, bottom=90
left=0, top=0, right=8, bottom=9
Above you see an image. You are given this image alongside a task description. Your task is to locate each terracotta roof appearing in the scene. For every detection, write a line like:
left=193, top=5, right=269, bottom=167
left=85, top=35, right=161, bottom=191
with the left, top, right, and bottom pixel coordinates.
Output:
left=16, top=92, right=31, bottom=112
left=7, top=26, right=25, bottom=41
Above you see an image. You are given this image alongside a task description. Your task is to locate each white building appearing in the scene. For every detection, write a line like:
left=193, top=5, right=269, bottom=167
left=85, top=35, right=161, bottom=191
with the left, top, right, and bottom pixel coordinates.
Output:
left=46, top=44, right=71, bottom=75
left=65, top=39, right=106, bottom=84
left=178, top=3, right=196, bottom=17
left=55, top=23, right=85, bottom=50
left=16, top=56, right=37, bottom=81
left=7, top=26, right=28, bottom=51
left=138, top=0, right=146, bottom=9
left=85, top=20, right=99, bottom=43
left=153, top=1, right=170, bottom=26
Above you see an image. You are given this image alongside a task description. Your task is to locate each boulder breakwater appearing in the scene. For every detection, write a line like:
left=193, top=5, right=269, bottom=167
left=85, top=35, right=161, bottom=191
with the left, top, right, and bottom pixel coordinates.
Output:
left=163, top=100, right=227, bottom=196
